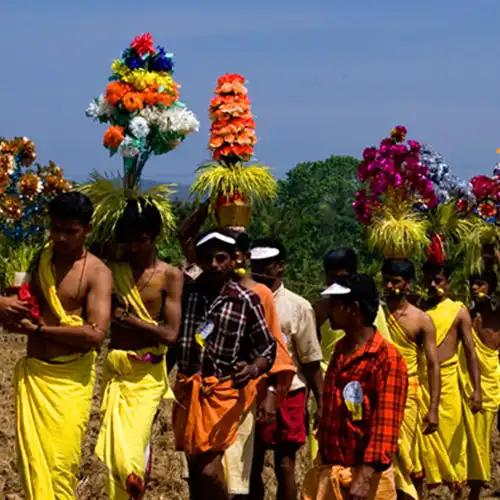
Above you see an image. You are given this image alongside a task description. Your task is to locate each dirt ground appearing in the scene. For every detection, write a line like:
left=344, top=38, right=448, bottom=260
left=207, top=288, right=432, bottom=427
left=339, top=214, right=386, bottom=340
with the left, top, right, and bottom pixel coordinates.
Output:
left=1, top=335, right=499, bottom=499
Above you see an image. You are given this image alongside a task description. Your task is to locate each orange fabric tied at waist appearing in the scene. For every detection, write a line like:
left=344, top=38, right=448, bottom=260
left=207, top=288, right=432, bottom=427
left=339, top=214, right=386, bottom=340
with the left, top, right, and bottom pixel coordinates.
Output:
left=173, top=373, right=258, bottom=456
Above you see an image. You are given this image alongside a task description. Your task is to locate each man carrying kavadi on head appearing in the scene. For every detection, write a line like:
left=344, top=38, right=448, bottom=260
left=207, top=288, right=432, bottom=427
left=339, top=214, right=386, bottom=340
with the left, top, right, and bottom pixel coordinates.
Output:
left=11, top=192, right=112, bottom=499
left=381, top=258, right=445, bottom=499
left=421, top=256, right=482, bottom=493
left=460, top=270, right=500, bottom=500
left=172, top=229, right=276, bottom=500
left=95, top=200, right=183, bottom=499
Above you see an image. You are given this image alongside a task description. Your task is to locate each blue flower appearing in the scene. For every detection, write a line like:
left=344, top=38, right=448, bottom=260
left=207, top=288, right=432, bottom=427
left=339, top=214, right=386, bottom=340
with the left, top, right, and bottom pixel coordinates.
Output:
left=151, top=47, right=174, bottom=72
left=125, top=55, right=144, bottom=70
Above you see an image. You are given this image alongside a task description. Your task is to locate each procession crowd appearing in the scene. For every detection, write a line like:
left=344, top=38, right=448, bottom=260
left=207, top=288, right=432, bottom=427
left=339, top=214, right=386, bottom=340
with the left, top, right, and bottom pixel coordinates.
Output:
left=0, top=191, right=498, bottom=500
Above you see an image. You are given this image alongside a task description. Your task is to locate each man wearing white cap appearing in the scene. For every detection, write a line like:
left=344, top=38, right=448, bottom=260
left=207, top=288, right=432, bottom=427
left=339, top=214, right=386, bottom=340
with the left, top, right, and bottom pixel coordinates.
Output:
left=172, top=229, right=276, bottom=500
left=303, top=274, right=407, bottom=500
left=249, top=237, right=323, bottom=500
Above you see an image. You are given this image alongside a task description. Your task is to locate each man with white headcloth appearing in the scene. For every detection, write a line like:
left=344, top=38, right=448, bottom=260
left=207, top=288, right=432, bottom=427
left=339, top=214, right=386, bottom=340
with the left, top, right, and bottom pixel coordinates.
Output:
left=249, top=237, right=323, bottom=500
left=172, top=229, right=276, bottom=500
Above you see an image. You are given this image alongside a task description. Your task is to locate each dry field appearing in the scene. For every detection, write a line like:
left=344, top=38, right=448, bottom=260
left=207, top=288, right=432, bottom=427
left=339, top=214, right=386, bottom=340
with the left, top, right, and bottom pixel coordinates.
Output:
left=0, top=335, right=499, bottom=499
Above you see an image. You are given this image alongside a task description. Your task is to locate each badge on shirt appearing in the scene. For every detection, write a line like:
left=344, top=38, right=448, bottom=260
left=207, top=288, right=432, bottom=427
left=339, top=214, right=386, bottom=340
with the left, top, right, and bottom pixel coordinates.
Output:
left=343, top=381, right=363, bottom=421
left=195, top=320, right=215, bottom=349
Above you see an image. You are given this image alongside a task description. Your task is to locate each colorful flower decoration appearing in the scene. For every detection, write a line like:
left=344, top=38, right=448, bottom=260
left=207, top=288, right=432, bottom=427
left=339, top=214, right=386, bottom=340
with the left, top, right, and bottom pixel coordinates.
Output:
left=420, top=145, right=473, bottom=204
left=353, top=126, right=436, bottom=258
left=466, top=168, right=500, bottom=225
left=0, top=137, right=71, bottom=242
left=208, top=74, right=256, bottom=162
left=191, top=74, right=276, bottom=228
left=86, top=33, right=199, bottom=190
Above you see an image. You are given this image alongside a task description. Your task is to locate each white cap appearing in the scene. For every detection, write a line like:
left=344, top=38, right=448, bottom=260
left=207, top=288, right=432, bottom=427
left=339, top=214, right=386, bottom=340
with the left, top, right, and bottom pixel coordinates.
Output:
left=196, top=232, right=236, bottom=248
left=250, top=247, right=280, bottom=260
left=321, top=283, right=352, bottom=296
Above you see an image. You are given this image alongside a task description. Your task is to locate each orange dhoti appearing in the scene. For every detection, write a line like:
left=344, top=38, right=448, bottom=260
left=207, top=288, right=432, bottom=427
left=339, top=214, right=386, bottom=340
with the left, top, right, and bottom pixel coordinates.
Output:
left=173, top=373, right=258, bottom=456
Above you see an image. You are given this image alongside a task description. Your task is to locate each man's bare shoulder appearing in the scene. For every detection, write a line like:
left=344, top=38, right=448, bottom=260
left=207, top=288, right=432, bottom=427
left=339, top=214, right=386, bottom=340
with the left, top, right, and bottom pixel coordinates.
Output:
left=158, top=261, right=183, bottom=284
left=86, top=253, right=112, bottom=282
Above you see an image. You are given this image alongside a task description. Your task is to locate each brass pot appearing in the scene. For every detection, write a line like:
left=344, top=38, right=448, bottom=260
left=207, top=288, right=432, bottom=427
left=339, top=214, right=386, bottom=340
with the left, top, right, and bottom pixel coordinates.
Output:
left=215, top=201, right=252, bottom=228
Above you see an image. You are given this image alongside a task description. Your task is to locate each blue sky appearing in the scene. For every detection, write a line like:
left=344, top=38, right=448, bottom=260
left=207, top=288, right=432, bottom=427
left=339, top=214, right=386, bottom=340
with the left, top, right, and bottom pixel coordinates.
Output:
left=1, top=1, right=499, bottom=185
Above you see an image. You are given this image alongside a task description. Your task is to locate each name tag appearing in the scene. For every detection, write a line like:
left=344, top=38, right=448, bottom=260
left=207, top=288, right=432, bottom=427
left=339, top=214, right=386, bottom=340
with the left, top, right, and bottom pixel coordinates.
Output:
left=195, top=320, right=215, bottom=348
left=343, top=380, right=363, bottom=421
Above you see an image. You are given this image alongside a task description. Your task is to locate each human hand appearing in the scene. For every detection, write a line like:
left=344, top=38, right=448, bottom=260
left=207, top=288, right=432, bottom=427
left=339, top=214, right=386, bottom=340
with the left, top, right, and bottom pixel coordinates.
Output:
left=15, top=318, right=39, bottom=335
left=257, top=389, right=277, bottom=423
left=469, top=390, right=482, bottom=414
left=0, top=296, right=30, bottom=322
left=233, top=361, right=259, bottom=388
left=423, top=408, right=438, bottom=434
left=350, top=465, right=376, bottom=500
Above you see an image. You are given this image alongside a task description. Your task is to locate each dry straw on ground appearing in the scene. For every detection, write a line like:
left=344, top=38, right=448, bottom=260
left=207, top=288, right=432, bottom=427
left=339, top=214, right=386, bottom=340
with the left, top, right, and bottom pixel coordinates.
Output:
left=0, top=335, right=498, bottom=499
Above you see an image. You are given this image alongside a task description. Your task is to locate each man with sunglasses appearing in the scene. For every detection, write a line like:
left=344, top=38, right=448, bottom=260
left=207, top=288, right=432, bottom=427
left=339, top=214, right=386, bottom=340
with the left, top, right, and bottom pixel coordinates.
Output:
left=172, top=230, right=276, bottom=500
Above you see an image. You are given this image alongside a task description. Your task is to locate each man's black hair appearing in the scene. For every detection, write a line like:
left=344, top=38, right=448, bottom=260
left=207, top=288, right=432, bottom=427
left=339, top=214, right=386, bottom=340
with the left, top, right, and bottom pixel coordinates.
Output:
left=225, top=229, right=250, bottom=253
left=470, top=270, right=498, bottom=293
left=323, top=247, right=358, bottom=274
left=195, top=228, right=237, bottom=256
left=48, top=192, right=93, bottom=225
left=382, top=258, right=415, bottom=281
left=115, top=198, right=162, bottom=243
left=334, top=274, right=379, bottom=326
left=250, top=237, right=287, bottom=261
left=422, top=260, right=453, bottom=279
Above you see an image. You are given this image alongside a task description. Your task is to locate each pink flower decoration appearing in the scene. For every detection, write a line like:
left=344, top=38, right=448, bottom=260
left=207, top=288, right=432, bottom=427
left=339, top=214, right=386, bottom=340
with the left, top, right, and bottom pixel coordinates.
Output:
left=363, top=147, right=377, bottom=162
left=131, top=33, right=156, bottom=56
left=470, top=175, right=494, bottom=199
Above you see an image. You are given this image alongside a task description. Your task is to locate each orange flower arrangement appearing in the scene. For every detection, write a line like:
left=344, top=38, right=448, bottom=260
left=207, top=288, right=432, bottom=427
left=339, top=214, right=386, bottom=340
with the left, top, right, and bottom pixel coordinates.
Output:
left=105, top=81, right=133, bottom=106
left=122, top=92, right=144, bottom=112
left=103, top=126, right=125, bottom=149
left=1, top=195, right=23, bottom=221
left=19, top=172, right=41, bottom=199
left=208, top=74, right=257, bottom=163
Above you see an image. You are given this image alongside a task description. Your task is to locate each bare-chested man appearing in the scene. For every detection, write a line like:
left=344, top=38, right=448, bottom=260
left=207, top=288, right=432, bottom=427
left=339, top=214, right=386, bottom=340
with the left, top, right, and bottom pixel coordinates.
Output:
left=381, top=259, right=440, bottom=499
left=461, top=270, right=499, bottom=500
left=421, top=260, right=481, bottom=491
left=11, top=191, right=112, bottom=499
left=95, top=199, right=183, bottom=500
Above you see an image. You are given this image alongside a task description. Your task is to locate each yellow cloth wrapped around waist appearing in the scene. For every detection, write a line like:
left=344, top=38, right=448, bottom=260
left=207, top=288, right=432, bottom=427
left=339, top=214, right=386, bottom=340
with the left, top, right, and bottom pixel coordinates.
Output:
left=458, top=329, right=500, bottom=482
left=95, top=345, right=168, bottom=500
left=38, top=242, right=84, bottom=326
left=109, top=261, right=173, bottom=400
left=15, top=351, right=96, bottom=500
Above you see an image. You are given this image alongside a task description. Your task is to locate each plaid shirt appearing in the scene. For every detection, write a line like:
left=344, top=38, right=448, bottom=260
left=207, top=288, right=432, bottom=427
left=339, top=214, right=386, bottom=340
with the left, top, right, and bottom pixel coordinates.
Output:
left=318, top=330, right=407, bottom=471
left=177, top=279, right=276, bottom=378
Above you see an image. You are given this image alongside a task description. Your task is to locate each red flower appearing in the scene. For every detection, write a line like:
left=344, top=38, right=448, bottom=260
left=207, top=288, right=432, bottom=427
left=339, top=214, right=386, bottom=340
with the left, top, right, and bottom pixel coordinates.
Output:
left=427, top=234, right=446, bottom=266
left=131, top=33, right=155, bottom=56
left=470, top=175, right=494, bottom=199
left=18, top=283, right=40, bottom=321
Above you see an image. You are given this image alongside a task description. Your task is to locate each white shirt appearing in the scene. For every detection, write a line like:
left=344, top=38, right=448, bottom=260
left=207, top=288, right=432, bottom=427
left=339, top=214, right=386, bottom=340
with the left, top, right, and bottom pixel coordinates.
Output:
left=273, top=284, right=322, bottom=392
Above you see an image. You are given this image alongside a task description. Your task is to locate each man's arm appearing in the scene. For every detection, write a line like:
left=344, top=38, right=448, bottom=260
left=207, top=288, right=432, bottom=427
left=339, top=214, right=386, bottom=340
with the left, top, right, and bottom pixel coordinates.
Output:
left=178, top=202, right=209, bottom=263
left=22, top=263, right=112, bottom=349
left=114, top=266, right=184, bottom=346
left=421, top=312, right=440, bottom=434
left=295, top=305, right=323, bottom=412
left=458, top=305, right=482, bottom=413
left=233, top=296, right=276, bottom=387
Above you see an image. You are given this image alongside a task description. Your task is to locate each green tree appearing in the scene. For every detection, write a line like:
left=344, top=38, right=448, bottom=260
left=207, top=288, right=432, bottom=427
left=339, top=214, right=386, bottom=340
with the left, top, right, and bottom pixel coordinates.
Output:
left=249, top=155, right=367, bottom=301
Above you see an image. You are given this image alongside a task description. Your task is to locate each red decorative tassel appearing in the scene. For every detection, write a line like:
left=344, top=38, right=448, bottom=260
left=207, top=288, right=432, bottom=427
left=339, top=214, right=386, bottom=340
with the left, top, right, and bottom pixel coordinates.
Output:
left=427, top=234, right=446, bottom=266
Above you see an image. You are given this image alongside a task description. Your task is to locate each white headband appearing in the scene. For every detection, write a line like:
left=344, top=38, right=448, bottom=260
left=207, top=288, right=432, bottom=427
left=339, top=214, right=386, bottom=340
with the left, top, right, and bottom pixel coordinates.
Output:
left=250, top=247, right=280, bottom=260
left=196, top=232, right=236, bottom=248
left=321, top=283, right=352, bottom=296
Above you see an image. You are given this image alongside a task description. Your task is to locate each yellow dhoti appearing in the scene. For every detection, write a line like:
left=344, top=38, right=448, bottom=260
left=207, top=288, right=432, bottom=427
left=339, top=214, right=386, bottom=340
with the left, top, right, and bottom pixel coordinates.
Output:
left=421, top=298, right=466, bottom=487
left=15, top=351, right=96, bottom=500
left=458, top=329, right=500, bottom=482
left=95, top=346, right=168, bottom=499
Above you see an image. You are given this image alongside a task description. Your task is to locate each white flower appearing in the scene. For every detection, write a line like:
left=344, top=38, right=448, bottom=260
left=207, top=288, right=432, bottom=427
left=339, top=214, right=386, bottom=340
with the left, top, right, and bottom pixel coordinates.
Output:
left=129, top=116, right=150, bottom=139
left=118, top=136, right=140, bottom=158
left=86, top=95, right=113, bottom=120
left=140, top=105, right=199, bottom=136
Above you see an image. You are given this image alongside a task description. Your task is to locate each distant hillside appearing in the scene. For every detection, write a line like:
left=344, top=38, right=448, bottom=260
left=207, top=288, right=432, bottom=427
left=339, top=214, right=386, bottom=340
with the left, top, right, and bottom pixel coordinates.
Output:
left=140, top=179, right=191, bottom=201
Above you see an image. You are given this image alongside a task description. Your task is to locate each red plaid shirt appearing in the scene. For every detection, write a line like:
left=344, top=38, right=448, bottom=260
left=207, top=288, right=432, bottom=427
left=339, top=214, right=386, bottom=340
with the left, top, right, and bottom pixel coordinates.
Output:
left=318, top=330, right=407, bottom=471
